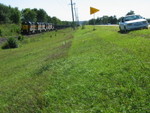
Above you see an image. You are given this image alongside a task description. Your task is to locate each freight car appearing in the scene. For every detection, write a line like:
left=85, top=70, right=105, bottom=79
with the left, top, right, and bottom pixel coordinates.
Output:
left=54, top=25, right=70, bottom=29
left=21, top=21, right=54, bottom=34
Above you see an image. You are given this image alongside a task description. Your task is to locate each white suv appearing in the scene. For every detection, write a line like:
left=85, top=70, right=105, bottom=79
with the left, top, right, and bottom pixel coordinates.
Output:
left=119, top=15, right=149, bottom=32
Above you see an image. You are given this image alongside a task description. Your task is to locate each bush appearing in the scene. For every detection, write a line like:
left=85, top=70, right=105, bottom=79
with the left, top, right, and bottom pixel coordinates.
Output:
left=2, top=37, right=18, bottom=49
left=17, top=35, right=24, bottom=41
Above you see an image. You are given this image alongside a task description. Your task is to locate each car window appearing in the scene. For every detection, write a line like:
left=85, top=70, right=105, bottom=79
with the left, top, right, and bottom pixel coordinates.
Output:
left=124, top=15, right=142, bottom=21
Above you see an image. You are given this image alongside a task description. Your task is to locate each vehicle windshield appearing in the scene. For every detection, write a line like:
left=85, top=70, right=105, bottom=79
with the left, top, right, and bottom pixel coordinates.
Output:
left=124, top=15, right=142, bottom=21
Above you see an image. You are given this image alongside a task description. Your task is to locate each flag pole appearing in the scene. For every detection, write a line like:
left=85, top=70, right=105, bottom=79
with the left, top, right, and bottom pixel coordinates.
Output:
left=90, top=7, right=99, bottom=30
left=93, top=13, right=96, bottom=30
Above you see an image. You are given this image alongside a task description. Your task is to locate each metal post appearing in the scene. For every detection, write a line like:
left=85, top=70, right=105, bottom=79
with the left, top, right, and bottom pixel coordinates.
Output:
left=93, top=14, right=96, bottom=30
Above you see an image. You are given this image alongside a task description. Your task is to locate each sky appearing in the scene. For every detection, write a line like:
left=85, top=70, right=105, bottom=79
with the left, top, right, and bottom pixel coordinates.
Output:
left=0, top=0, right=150, bottom=21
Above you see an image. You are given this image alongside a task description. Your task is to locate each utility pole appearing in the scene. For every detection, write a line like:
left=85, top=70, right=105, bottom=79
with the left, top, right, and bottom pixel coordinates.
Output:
left=70, top=0, right=75, bottom=29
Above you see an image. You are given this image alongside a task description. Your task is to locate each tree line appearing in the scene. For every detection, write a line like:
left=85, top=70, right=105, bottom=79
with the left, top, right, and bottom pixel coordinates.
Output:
left=0, top=3, right=20, bottom=24
left=0, top=3, right=71, bottom=25
left=88, top=10, right=150, bottom=25
left=1, top=3, right=150, bottom=25
left=88, top=15, right=118, bottom=25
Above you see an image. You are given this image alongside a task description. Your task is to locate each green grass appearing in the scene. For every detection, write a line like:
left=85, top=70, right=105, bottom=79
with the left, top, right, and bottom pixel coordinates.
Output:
left=0, top=24, right=20, bottom=38
left=0, top=26, right=150, bottom=113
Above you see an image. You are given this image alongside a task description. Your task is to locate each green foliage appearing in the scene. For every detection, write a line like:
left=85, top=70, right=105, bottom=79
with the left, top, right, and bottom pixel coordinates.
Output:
left=0, top=3, right=70, bottom=26
left=89, top=15, right=118, bottom=25
left=21, top=8, right=66, bottom=25
left=10, top=7, right=21, bottom=24
left=0, top=3, right=10, bottom=23
left=51, top=16, right=61, bottom=25
left=2, top=37, right=18, bottom=49
left=17, top=35, right=24, bottom=41
left=36, top=8, right=48, bottom=22
left=0, top=24, right=20, bottom=37
left=21, top=8, right=37, bottom=22
left=0, top=3, right=21, bottom=24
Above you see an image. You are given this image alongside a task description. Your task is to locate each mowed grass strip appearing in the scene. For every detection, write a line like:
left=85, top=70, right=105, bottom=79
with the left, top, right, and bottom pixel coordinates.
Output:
left=0, top=26, right=150, bottom=113
left=0, top=28, right=74, bottom=112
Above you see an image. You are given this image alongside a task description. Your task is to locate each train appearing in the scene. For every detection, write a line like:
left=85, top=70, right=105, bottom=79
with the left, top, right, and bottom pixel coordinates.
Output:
left=21, top=21, right=71, bottom=34
left=21, top=21, right=54, bottom=34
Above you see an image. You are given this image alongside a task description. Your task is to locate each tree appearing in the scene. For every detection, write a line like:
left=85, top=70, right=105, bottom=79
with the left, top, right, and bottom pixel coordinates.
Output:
left=47, top=16, right=52, bottom=23
left=21, top=8, right=37, bottom=22
left=88, top=15, right=118, bottom=25
left=36, top=9, right=48, bottom=22
left=88, top=19, right=95, bottom=25
left=51, top=17, right=61, bottom=25
left=126, top=10, right=135, bottom=15
left=101, top=16, right=109, bottom=24
left=0, top=3, right=21, bottom=24
left=0, top=3, right=11, bottom=23
left=10, top=7, right=21, bottom=24
left=108, top=15, right=117, bottom=24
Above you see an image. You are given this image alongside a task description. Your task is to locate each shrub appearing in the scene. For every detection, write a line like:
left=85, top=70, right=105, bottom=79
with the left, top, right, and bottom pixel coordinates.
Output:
left=2, top=37, right=18, bottom=49
left=17, top=35, right=24, bottom=41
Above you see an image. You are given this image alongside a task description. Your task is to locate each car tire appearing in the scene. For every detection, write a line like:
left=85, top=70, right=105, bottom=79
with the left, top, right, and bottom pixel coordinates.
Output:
left=123, top=26, right=127, bottom=33
left=119, top=26, right=122, bottom=32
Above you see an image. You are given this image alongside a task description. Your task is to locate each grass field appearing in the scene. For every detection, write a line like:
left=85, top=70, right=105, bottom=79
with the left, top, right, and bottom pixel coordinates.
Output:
left=0, top=26, right=150, bottom=113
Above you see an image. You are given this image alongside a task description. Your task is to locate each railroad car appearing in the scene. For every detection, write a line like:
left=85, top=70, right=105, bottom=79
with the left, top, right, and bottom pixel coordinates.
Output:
left=55, top=25, right=70, bottom=29
left=21, top=22, right=36, bottom=34
left=45, top=23, right=54, bottom=31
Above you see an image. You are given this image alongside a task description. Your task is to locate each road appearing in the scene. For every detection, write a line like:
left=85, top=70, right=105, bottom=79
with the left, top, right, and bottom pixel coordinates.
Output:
left=96, top=24, right=150, bottom=27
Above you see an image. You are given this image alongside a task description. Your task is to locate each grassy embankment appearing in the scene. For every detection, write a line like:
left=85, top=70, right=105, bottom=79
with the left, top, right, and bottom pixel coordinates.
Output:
left=0, top=25, right=150, bottom=113
left=0, top=24, right=20, bottom=37
left=0, top=24, right=20, bottom=46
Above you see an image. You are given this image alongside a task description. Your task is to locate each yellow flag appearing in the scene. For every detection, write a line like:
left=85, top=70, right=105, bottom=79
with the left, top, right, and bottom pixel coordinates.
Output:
left=90, top=7, right=99, bottom=15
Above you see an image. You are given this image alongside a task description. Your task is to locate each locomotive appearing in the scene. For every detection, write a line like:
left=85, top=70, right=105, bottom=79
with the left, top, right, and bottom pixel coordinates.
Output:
left=21, top=21, right=54, bottom=34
